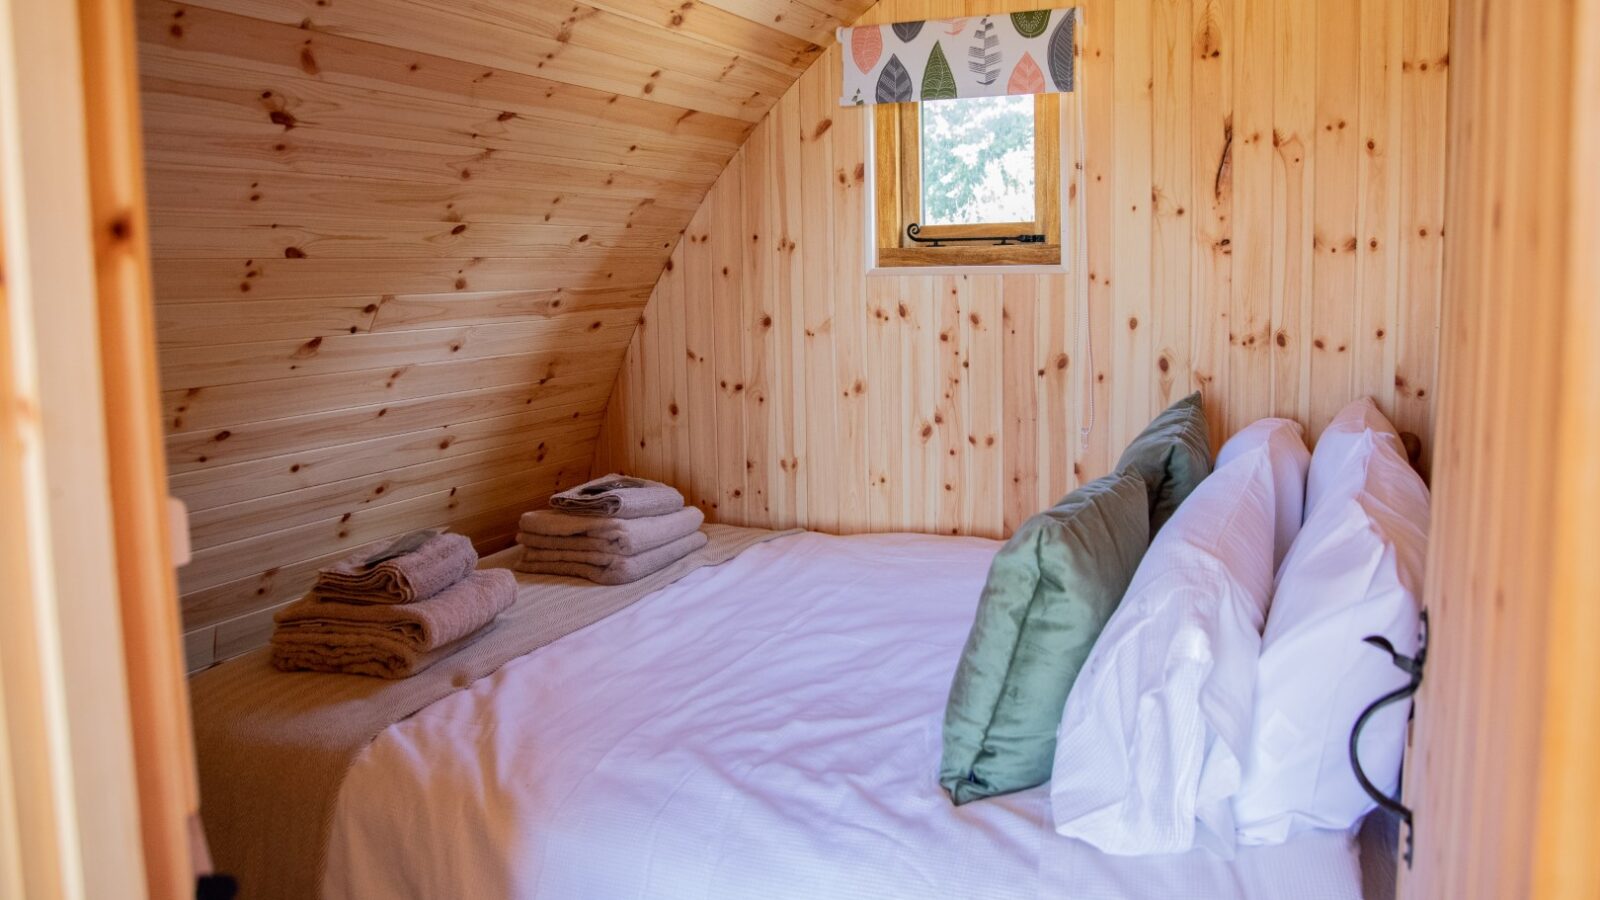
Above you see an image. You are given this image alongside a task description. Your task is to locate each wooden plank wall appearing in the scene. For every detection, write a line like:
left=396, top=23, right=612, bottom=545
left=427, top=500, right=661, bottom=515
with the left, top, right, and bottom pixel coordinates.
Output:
left=136, top=0, right=878, bottom=665
left=1400, top=0, right=1600, bottom=896
left=596, top=0, right=1449, bottom=537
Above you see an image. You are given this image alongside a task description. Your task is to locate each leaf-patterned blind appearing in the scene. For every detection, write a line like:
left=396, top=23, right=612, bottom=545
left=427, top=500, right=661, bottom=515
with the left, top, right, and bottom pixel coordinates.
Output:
left=838, top=8, right=1077, bottom=106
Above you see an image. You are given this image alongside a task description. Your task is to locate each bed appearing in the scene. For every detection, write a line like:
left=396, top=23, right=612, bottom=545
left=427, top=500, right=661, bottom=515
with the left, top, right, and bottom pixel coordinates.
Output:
left=323, top=531, right=1381, bottom=899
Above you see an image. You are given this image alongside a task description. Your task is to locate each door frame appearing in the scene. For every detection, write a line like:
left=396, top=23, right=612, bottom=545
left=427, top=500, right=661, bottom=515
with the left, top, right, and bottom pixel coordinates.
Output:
left=1401, top=0, right=1600, bottom=896
left=0, top=0, right=196, bottom=897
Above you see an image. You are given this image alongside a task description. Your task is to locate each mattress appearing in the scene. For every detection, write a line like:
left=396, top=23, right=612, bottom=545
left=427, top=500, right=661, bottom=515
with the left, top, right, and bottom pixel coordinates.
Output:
left=326, top=531, right=1370, bottom=899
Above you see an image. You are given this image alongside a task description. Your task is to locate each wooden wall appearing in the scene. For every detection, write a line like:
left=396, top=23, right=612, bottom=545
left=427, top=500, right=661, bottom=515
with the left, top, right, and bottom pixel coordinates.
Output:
left=137, top=0, right=876, bottom=664
left=1401, top=0, right=1600, bottom=896
left=596, top=0, right=1449, bottom=536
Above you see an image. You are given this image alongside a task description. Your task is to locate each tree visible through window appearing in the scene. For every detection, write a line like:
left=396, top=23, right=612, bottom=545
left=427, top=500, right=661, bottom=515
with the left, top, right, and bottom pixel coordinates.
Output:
left=920, top=95, right=1036, bottom=226
left=873, top=93, right=1060, bottom=267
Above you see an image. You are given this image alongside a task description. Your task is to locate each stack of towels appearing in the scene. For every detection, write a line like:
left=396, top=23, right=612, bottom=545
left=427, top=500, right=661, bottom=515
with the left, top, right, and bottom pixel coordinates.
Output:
left=513, top=474, right=707, bottom=585
left=270, top=530, right=516, bottom=679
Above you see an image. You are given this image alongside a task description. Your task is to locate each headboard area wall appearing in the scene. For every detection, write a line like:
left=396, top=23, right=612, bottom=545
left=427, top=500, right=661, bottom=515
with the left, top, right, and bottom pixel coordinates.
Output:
left=595, top=0, right=1450, bottom=537
left=139, top=0, right=878, bottom=664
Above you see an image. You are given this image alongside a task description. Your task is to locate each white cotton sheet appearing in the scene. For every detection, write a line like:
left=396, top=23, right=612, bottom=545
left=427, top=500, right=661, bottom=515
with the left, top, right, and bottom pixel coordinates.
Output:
left=326, top=531, right=1368, bottom=900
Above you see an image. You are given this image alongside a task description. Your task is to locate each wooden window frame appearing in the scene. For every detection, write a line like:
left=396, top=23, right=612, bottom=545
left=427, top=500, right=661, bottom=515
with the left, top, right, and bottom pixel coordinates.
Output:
left=874, top=94, right=1061, bottom=268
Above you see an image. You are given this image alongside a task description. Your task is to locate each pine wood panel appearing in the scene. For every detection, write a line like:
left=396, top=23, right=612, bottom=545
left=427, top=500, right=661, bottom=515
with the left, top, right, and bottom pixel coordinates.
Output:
left=601, top=0, right=1447, bottom=540
left=145, top=166, right=699, bottom=230
left=140, top=0, right=878, bottom=654
left=80, top=0, right=201, bottom=890
left=174, top=0, right=793, bottom=122
left=0, top=0, right=153, bottom=891
left=137, top=2, right=754, bottom=147
left=138, top=59, right=735, bottom=177
left=167, top=378, right=614, bottom=473
left=1400, top=0, right=1600, bottom=896
left=158, top=311, right=636, bottom=387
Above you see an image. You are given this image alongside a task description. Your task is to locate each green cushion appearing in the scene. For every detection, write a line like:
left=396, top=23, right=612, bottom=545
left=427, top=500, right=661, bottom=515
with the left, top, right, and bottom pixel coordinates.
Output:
left=939, top=471, right=1151, bottom=805
left=1115, top=391, right=1212, bottom=532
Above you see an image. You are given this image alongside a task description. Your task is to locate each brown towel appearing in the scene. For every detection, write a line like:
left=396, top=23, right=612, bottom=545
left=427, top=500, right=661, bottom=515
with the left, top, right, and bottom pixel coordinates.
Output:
left=517, top=506, right=705, bottom=555
left=549, top=473, right=685, bottom=519
left=312, top=531, right=477, bottom=604
left=275, top=569, right=517, bottom=651
left=514, top=530, right=709, bottom=585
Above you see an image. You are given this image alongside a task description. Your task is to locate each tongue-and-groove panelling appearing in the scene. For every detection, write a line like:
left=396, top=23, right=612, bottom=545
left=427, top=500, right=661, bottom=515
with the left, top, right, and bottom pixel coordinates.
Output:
left=596, top=0, right=1448, bottom=537
left=139, top=0, right=877, bottom=664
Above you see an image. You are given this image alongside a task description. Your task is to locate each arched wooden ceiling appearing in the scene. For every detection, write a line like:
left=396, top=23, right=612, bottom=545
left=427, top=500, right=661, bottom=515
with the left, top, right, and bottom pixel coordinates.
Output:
left=139, top=0, right=875, bottom=659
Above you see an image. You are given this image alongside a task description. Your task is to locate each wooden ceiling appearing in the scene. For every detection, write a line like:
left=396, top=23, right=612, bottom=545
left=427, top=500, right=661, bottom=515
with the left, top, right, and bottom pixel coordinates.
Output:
left=139, top=0, right=875, bottom=661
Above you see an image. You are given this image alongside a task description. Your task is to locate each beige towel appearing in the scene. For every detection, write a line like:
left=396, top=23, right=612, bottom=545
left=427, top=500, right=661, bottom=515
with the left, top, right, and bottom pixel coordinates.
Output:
left=549, top=473, right=685, bottom=518
left=514, top=529, right=709, bottom=584
left=275, top=569, right=517, bottom=651
left=269, top=629, right=483, bottom=680
left=271, top=570, right=516, bottom=679
left=517, top=506, right=705, bottom=555
left=313, top=531, right=477, bottom=604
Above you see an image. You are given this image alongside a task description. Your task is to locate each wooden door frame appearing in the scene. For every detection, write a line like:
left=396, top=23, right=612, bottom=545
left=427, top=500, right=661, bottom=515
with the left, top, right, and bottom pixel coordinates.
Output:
left=1402, top=0, right=1600, bottom=896
left=0, top=0, right=195, bottom=897
left=1531, top=0, right=1600, bottom=890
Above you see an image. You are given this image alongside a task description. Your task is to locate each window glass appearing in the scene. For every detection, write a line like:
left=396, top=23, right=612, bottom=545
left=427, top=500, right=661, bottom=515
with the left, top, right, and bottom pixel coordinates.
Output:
left=919, top=95, right=1036, bottom=226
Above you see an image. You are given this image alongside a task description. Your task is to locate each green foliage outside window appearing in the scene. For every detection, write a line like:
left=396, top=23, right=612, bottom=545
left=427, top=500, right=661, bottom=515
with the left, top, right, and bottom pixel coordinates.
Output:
left=920, top=95, right=1037, bottom=226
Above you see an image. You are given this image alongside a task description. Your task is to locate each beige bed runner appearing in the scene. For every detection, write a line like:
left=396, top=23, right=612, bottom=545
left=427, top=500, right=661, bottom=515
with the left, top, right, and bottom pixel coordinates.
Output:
left=189, top=524, right=797, bottom=900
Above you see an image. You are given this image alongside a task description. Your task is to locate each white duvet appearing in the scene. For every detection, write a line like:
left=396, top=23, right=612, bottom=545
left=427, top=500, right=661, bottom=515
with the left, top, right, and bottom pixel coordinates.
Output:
left=327, top=532, right=1368, bottom=900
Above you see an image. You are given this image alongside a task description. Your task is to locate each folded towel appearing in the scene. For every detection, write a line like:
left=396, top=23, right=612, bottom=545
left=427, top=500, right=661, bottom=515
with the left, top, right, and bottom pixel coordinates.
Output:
left=312, top=531, right=477, bottom=604
left=269, top=629, right=484, bottom=680
left=549, top=473, right=685, bottom=519
left=517, top=506, right=705, bottom=555
left=514, top=530, right=709, bottom=585
left=275, top=569, right=517, bottom=652
left=271, top=569, right=516, bottom=679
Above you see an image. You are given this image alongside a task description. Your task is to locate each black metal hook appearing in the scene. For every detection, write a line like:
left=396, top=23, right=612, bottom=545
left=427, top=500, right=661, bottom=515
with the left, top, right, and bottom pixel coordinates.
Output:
left=905, top=223, right=1045, bottom=247
left=1349, top=608, right=1428, bottom=868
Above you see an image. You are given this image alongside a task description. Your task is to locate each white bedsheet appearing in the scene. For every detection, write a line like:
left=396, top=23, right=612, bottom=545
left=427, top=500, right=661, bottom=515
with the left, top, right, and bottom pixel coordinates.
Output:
left=327, top=532, right=1367, bottom=900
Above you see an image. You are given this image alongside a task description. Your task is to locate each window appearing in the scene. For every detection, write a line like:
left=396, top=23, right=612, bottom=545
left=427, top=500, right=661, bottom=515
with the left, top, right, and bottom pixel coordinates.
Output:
left=875, top=94, right=1060, bottom=268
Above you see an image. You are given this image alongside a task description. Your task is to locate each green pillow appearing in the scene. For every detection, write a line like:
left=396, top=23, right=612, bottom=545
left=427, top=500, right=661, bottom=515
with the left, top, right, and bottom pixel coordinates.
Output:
left=1115, top=391, right=1212, bottom=532
left=939, top=471, right=1150, bottom=805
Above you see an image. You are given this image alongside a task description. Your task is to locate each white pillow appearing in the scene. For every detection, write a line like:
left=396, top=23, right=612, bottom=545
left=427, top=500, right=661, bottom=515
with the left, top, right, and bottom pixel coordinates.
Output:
left=1305, top=397, right=1401, bottom=515
left=1215, top=418, right=1311, bottom=569
left=1233, top=400, right=1429, bottom=845
left=1050, top=421, right=1308, bottom=857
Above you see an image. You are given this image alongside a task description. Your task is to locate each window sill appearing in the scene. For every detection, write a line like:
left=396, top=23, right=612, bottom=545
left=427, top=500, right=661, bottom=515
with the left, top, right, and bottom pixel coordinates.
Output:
left=870, top=243, right=1063, bottom=274
left=876, top=240, right=1062, bottom=267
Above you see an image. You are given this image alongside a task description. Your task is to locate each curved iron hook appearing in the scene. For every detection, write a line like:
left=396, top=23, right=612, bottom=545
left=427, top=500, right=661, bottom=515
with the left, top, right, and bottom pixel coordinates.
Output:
left=1349, top=609, right=1428, bottom=867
